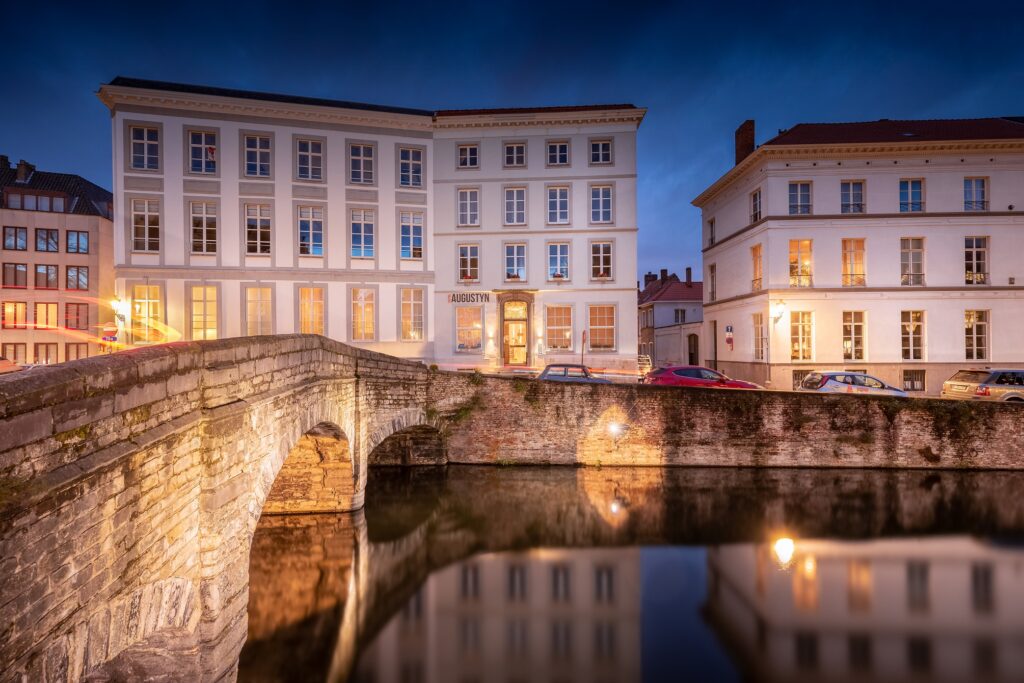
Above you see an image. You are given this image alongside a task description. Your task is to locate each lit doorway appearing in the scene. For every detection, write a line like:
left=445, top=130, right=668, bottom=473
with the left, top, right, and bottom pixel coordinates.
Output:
left=502, top=300, right=529, bottom=366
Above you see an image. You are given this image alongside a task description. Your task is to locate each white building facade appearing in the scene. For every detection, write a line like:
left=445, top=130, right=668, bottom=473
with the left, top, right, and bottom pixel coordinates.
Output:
left=694, top=118, right=1024, bottom=394
left=98, top=79, right=642, bottom=373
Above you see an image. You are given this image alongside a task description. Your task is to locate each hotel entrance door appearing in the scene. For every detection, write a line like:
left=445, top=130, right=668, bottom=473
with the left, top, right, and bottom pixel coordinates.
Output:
left=502, top=300, right=529, bottom=366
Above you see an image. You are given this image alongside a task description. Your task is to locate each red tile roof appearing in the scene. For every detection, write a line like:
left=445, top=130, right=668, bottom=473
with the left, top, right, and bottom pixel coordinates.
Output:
left=764, top=117, right=1024, bottom=146
left=638, top=276, right=703, bottom=305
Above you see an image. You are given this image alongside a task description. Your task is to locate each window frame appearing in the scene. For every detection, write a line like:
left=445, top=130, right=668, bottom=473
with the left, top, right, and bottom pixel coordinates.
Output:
left=841, top=238, right=866, bottom=287
left=589, top=183, right=614, bottom=225
left=128, top=282, right=166, bottom=344
left=899, top=178, right=925, bottom=213
left=964, top=310, right=989, bottom=361
left=350, top=207, right=376, bottom=260
left=750, top=188, right=762, bottom=223
left=503, top=186, right=527, bottom=226
left=545, top=304, right=574, bottom=352
left=3, top=226, right=27, bottom=251
left=65, top=302, right=89, bottom=331
left=503, top=141, right=527, bottom=168
left=901, top=310, right=925, bottom=361
left=841, top=180, right=866, bottom=214
left=503, top=242, right=527, bottom=283
left=66, top=265, right=89, bottom=291
left=790, top=311, right=814, bottom=362
left=244, top=203, right=272, bottom=256
left=294, top=135, right=326, bottom=183
left=188, top=283, right=220, bottom=341
left=240, top=131, right=274, bottom=179
left=1, top=301, right=27, bottom=329
left=242, top=284, right=275, bottom=337
left=34, top=264, right=58, bottom=290
left=842, top=311, right=866, bottom=361
left=349, top=285, right=378, bottom=342
left=35, top=228, right=59, bottom=253
left=788, top=181, right=812, bottom=215
left=456, top=143, right=480, bottom=170
left=347, top=140, right=377, bottom=186
left=546, top=140, right=571, bottom=167
left=963, top=177, right=988, bottom=212
left=546, top=185, right=570, bottom=225
left=2, top=263, right=27, bottom=289
left=788, top=239, right=813, bottom=288
left=396, top=144, right=426, bottom=188
left=457, top=187, right=481, bottom=227
left=399, top=210, right=425, bottom=261
left=751, top=243, right=763, bottom=292
left=126, top=122, right=162, bottom=173
left=588, top=137, right=613, bottom=166
left=185, top=127, right=219, bottom=176
left=964, top=236, right=989, bottom=285
left=900, top=237, right=925, bottom=286
left=753, top=312, right=766, bottom=361
left=296, top=204, right=325, bottom=258
left=189, top=200, right=218, bottom=255
left=546, top=241, right=570, bottom=281
left=131, top=198, right=161, bottom=253
left=457, top=243, right=480, bottom=283
left=586, top=303, right=617, bottom=352
left=454, top=305, right=484, bottom=354
left=296, top=285, right=325, bottom=337
left=399, top=286, right=426, bottom=342
left=66, top=230, right=89, bottom=254
left=589, top=240, right=614, bottom=281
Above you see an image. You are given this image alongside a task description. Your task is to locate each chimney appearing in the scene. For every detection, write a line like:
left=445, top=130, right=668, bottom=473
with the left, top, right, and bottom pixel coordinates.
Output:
left=643, top=272, right=657, bottom=287
left=685, top=267, right=692, bottom=284
left=15, top=159, right=35, bottom=183
left=735, top=120, right=755, bottom=165
left=659, top=268, right=668, bottom=281
left=0, top=155, right=10, bottom=170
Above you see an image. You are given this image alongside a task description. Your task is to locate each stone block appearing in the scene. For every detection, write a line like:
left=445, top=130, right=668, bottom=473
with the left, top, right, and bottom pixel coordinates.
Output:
left=113, top=381, right=168, bottom=414
left=0, top=408, right=52, bottom=453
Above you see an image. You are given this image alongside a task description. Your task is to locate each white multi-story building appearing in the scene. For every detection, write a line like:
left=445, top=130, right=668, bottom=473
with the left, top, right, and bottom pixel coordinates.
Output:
left=97, top=78, right=643, bottom=373
left=693, top=118, right=1024, bottom=394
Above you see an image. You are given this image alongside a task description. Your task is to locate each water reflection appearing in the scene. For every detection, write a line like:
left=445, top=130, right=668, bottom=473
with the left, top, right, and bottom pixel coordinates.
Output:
left=240, top=467, right=1024, bottom=682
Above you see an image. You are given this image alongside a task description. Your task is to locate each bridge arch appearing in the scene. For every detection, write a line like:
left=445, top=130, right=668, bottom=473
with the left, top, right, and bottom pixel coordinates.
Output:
left=365, top=407, right=447, bottom=466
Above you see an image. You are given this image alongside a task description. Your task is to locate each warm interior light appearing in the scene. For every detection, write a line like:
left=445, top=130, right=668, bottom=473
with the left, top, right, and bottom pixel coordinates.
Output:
left=773, top=537, right=795, bottom=567
left=610, top=500, right=621, bottom=514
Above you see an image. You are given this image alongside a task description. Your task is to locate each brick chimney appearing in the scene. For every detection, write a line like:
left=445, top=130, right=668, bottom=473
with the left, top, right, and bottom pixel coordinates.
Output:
left=643, top=272, right=657, bottom=287
left=0, top=155, right=10, bottom=170
left=15, top=159, right=35, bottom=183
left=735, top=120, right=755, bottom=165
left=685, top=267, right=692, bottom=284
left=659, top=268, right=668, bottom=282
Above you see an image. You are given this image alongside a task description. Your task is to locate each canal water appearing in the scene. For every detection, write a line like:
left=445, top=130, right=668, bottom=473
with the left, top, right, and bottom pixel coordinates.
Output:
left=238, top=466, right=1024, bottom=683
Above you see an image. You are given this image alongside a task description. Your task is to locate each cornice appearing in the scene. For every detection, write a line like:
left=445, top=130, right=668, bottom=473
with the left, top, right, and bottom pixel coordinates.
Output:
left=433, top=108, right=647, bottom=130
left=692, top=139, right=1024, bottom=208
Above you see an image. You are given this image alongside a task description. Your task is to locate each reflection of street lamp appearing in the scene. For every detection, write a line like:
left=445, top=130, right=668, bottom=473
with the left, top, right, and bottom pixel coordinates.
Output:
left=773, top=537, right=795, bottom=568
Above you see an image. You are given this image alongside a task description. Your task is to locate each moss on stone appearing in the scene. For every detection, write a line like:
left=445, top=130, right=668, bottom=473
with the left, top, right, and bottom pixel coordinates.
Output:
left=54, top=424, right=93, bottom=445
left=469, top=370, right=484, bottom=386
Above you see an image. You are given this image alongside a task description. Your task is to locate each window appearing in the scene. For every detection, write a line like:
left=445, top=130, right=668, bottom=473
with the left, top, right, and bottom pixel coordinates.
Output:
left=842, top=239, right=865, bottom=286
left=753, top=313, right=766, bottom=361
left=458, top=188, right=480, bottom=226
left=789, top=239, right=813, bottom=287
left=588, top=305, right=616, bottom=350
left=296, top=139, right=323, bottom=180
left=751, top=244, right=763, bottom=291
left=547, top=141, right=569, bottom=166
left=3, top=263, right=26, bottom=288
left=965, top=310, right=988, bottom=360
left=66, top=266, right=88, bottom=291
left=36, top=228, right=59, bottom=252
left=398, top=147, right=423, bottom=187
left=5, top=194, right=19, bottom=210
left=708, top=264, right=717, bottom=302
left=4, top=227, right=27, bottom=250
left=903, top=369, right=926, bottom=392
left=707, top=218, right=716, bottom=246
left=297, top=206, right=324, bottom=257
left=2, top=302, right=27, bottom=329
left=791, top=311, right=813, bottom=361
left=34, top=302, right=58, bottom=329
left=190, top=201, right=217, bottom=254
left=190, top=286, right=218, bottom=340
left=350, top=209, right=375, bottom=258
left=35, top=265, right=58, bottom=289
left=351, top=288, right=375, bottom=341
left=189, top=130, right=217, bottom=174
left=750, top=188, right=762, bottom=222
left=245, top=287, right=273, bottom=336
left=907, top=561, right=929, bottom=612
left=457, top=144, right=478, bottom=169
left=901, top=311, right=924, bottom=360
left=901, top=238, right=925, bottom=285
left=552, top=565, right=571, bottom=602
left=900, top=179, right=924, bottom=212
left=971, top=564, right=994, bottom=614
left=504, top=243, right=526, bottom=281
left=795, top=633, right=818, bottom=671
left=672, top=309, right=685, bottom=324
left=590, top=139, right=612, bottom=165
left=908, top=638, right=932, bottom=674
left=132, top=199, right=160, bottom=252
left=504, top=142, right=526, bottom=167
left=504, top=187, right=526, bottom=225
left=548, top=243, right=569, bottom=279
left=841, top=181, right=865, bottom=213
left=350, top=143, right=374, bottom=183
left=591, top=185, right=612, bottom=223
left=245, top=204, right=271, bottom=255
left=65, top=302, right=89, bottom=330
left=546, top=305, right=572, bottom=350
left=789, top=182, right=811, bottom=214
left=34, top=343, right=58, bottom=365
left=298, top=287, right=324, bottom=336
left=964, top=178, right=987, bottom=211
left=458, top=244, right=479, bottom=281
left=2, top=343, right=26, bottom=363
left=595, top=566, right=615, bottom=603
left=591, top=242, right=613, bottom=279
left=400, top=288, right=424, bottom=341
left=66, top=343, right=88, bottom=361
left=547, top=186, right=569, bottom=224
left=65, top=231, right=89, bottom=254
left=508, top=565, right=528, bottom=602
left=244, top=135, right=271, bottom=177
left=130, top=125, right=159, bottom=170
left=964, top=237, right=988, bottom=285
left=843, top=311, right=865, bottom=361
left=131, top=285, right=163, bottom=343
left=455, top=306, right=482, bottom=352
left=400, top=212, right=423, bottom=260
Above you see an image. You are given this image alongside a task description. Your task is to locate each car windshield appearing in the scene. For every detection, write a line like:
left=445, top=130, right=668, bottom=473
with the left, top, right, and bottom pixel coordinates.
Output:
left=801, top=373, right=823, bottom=389
left=949, top=370, right=992, bottom=384
left=544, top=367, right=566, bottom=378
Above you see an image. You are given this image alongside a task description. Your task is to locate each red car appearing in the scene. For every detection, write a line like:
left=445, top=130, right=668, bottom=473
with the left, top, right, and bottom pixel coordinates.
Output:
left=643, top=365, right=762, bottom=390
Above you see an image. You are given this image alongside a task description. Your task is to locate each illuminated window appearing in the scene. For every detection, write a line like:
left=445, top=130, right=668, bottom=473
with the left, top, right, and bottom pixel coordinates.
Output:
left=455, top=306, right=482, bottom=353
left=1, top=343, right=25, bottom=363
left=296, top=138, right=322, bottom=180
left=901, top=238, right=925, bottom=285
left=297, top=205, right=324, bottom=256
left=244, top=134, right=271, bottom=177
left=847, top=560, right=872, bottom=612
left=788, top=239, right=813, bottom=287
left=350, top=209, right=374, bottom=258
left=398, top=147, right=423, bottom=187
left=790, top=311, right=813, bottom=361
left=792, top=555, right=819, bottom=611
left=400, top=212, right=423, bottom=259
left=545, top=305, right=572, bottom=351
left=65, top=303, right=89, bottom=331
left=131, top=285, right=163, bottom=343
left=843, top=311, right=865, bottom=361
left=901, top=311, right=924, bottom=360
left=245, top=204, right=271, bottom=255
left=190, top=201, right=217, bottom=254
left=66, top=343, right=88, bottom=361
left=188, top=130, right=217, bottom=174
left=965, top=310, right=989, bottom=360
left=753, top=313, right=766, bottom=361
left=34, top=343, right=58, bottom=364
left=190, top=286, right=218, bottom=340
left=750, top=188, right=762, bottom=222
left=132, top=198, right=160, bottom=252
left=298, top=287, right=324, bottom=336
left=588, top=305, right=616, bottom=350
left=351, top=288, right=375, bottom=341
left=1, top=301, right=27, bottom=329
left=245, top=286, right=273, bottom=336
left=130, top=125, right=159, bottom=170
left=751, top=243, right=763, bottom=291
left=400, top=288, right=424, bottom=341
left=842, top=238, right=865, bottom=286
left=34, top=302, right=58, bottom=329
left=964, top=237, right=988, bottom=285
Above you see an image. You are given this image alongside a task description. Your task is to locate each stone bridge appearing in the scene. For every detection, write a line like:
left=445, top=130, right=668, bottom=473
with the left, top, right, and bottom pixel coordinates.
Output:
left=1, top=334, right=1023, bottom=681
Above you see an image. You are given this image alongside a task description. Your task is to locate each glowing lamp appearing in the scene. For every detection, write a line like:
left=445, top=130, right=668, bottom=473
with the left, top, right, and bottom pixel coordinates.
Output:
left=773, top=537, right=795, bottom=567
left=770, top=300, right=787, bottom=323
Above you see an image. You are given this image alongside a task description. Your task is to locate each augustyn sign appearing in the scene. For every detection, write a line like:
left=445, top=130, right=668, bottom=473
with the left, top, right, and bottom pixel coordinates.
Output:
left=447, top=292, right=491, bottom=303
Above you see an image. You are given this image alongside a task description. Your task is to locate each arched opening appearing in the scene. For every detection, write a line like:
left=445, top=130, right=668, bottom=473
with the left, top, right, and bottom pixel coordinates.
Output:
left=263, top=422, right=356, bottom=515
left=687, top=333, right=699, bottom=366
left=368, top=424, right=446, bottom=466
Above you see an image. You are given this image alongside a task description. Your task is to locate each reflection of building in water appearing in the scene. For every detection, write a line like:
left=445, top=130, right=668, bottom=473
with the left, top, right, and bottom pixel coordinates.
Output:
left=355, top=547, right=641, bottom=683
left=706, top=537, right=1024, bottom=682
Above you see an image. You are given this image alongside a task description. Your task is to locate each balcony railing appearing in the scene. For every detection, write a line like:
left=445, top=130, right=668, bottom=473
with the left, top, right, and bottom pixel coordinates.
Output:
left=899, top=201, right=925, bottom=212
left=965, top=271, right=989, bottom=285
left=901, top=273, right=926, bottom=286
left=841, top=203, right=865, bottom=214
left=789, top=204, right=812, bottom=215
left=789, top=274, right=813, bottom=288
left=964, top=200, right=989, bottom=212
left=751, top=277, right=763, bottom=292
left=842, top=273, right=866, bottom=287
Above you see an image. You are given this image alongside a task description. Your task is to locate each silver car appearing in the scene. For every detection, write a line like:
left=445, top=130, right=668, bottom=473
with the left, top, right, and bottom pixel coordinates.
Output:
left=941, top=369, right=1024, bottom=402
left=799, top=371, right=908, bottom=397
left=537, top=364, right=611, bottom=384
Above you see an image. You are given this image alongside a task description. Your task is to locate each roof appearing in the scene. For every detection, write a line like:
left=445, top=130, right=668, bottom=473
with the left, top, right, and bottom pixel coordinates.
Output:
left=764, top=117, right=1024, bottom=146
left=0, top=161, right=112, bottom=218
left=638, top=276, right=703, bottom=305
left=435, top=103, right=641, bottom=117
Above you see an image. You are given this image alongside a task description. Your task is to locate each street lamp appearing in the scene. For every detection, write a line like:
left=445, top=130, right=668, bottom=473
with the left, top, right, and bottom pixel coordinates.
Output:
left=770, top=300, right=787, bottom=324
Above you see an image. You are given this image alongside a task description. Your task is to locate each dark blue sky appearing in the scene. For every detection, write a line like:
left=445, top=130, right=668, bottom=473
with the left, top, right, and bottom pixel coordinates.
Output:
left=3, top=0, right=1022, bottom=278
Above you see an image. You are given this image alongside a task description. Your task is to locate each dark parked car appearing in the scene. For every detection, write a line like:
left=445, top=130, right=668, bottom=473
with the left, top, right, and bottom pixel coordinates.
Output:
left=799, top=371, right=907, bottom=397
left=537, top=364, right=611, bottom=384
left=941, top=369, right=1024, bottom=402
left=642, top=365, right=761, bottom=389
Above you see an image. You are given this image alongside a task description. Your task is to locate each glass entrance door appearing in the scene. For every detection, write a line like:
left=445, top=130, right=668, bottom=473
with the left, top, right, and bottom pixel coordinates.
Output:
left=502, top=300, right=529, bottom=366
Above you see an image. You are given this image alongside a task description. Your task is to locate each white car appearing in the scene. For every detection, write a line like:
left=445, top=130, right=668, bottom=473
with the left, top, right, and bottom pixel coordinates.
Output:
left=799, top=371, right=907, bottom=397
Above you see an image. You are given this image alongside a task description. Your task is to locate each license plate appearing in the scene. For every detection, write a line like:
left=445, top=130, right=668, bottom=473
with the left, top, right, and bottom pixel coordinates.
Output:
left=953, top=384, right=968, bottom=392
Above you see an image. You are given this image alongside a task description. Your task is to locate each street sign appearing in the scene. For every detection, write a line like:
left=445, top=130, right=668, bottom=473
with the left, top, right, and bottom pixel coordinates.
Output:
left=102, top=335, right=117, bottom=342
left=102, top=323, right=118, bottom=335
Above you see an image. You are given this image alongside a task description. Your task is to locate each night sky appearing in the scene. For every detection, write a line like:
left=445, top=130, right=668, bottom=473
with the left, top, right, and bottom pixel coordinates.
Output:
left=3, top=0, right=1022, bottom=279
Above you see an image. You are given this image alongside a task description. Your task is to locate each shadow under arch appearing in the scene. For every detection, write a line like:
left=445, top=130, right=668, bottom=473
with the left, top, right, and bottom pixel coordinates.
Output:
left=263, top=420, right=358, bottom=516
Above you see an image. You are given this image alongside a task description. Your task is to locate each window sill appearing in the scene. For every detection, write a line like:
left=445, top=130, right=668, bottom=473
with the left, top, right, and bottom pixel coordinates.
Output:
left=294, top=177, right=325, bottom=184
left=242, top=175, right=273, bottom=181
left=457, top=224, right=481, bottom=229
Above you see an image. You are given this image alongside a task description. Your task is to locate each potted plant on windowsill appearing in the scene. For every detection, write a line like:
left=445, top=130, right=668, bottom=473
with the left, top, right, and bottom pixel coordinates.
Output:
left=596, top=271, right=610, bottom=279
left=506, top=273, right=521, bottom=281
left=551, top=272, right=566, bottom=280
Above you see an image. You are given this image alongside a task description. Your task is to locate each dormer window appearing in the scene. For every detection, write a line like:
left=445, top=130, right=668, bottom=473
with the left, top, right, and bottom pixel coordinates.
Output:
left=4, top=191, right=67, bottom=213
